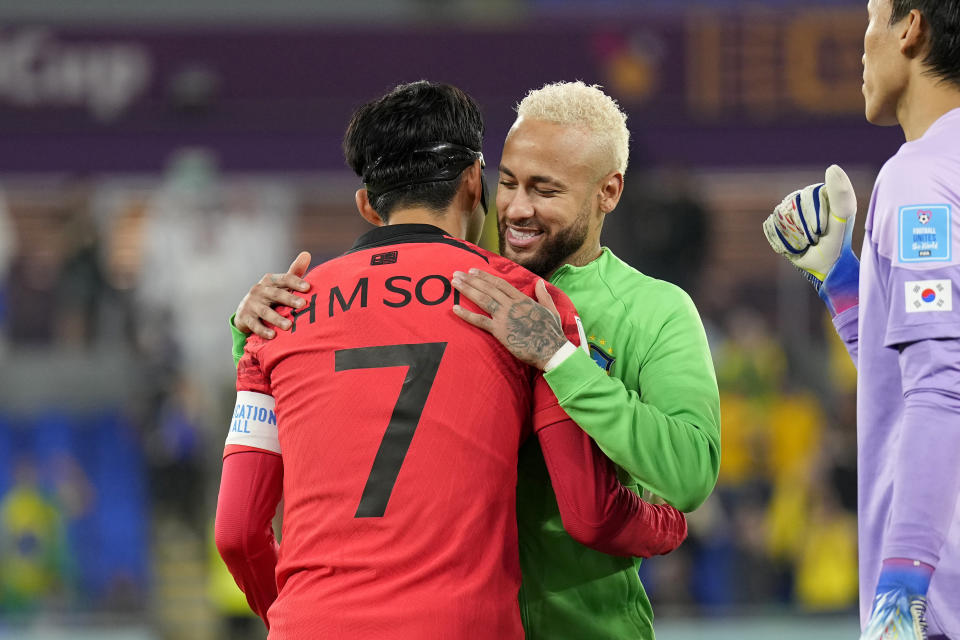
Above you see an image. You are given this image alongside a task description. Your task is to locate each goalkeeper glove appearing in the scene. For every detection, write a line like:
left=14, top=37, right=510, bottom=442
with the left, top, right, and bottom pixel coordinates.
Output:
left=762, top=164, right=860, bottom=316
left=860, top=559, right=933, bottom=640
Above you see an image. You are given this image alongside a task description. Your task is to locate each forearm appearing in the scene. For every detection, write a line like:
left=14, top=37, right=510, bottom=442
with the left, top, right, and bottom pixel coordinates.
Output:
left=885, top=388, right=960, bottom=565
left=885, top=338, right=960, bottom=566
left=215, top=451, right=283, bottom=626
left=817, top=244, right=860, bottom=317
left=537, top=418, right=687, bottom=557
left=545, top=349, right=720, bottom=512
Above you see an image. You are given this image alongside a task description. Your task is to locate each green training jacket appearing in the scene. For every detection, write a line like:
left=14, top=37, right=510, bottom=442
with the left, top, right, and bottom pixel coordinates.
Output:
left=517, top=247, right=720, bottom=639
left=229, top=247, right=721, bottom=639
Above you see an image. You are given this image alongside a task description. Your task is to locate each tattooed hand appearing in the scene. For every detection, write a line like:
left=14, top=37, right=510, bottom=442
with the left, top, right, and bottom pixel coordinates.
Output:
left=451, top=268, right=567, bottom=370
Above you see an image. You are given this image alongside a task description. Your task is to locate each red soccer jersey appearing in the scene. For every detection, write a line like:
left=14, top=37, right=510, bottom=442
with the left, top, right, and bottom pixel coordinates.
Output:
left=231, top=224, right=582, bottom=639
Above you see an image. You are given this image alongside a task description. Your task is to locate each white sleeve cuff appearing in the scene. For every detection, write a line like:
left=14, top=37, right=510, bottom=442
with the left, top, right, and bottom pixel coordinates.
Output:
left=543, top=341, right=578, bottom=373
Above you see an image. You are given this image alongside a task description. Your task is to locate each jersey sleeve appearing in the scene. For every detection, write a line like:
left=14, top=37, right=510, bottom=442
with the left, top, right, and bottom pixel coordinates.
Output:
left=543, top=286, right=720, bottom=512
left=225, top=340, right=281, bottom=457
left=885, top=339, right=960, bottom=565
left=535, top=417, right=688, bottom=557
left=531, top=285, right=688, bottom=557
left=546, top=280, right=589, bottom=353
left=872, top=155, right=960, bottom=570
left=214, top=450, right=283, bottom=627
left=873, top=157, right=960, bottom=347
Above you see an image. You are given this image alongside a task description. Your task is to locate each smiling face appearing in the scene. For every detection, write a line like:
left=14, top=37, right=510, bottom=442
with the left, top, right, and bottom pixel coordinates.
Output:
left=863, top=0, right=910, bottom=125
left=496, top=117, right=612, bottom=278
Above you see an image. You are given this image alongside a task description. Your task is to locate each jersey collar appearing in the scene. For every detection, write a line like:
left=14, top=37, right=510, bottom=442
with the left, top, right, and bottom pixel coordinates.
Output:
left=348, top=223, right=488, bottom=262
left=349, top=223, right=451, bottom=252
left=550, top=247, right=610, bottom=283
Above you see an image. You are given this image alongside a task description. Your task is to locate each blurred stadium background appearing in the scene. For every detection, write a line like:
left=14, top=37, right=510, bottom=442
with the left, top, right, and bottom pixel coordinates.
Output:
left=0, top=0, right=893, bottom=637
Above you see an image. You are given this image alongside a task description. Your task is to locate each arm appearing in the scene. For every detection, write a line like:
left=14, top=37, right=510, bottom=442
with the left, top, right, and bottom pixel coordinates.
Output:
left=860, top=338, right=960, bottom=637
left=543, top=297, right=720, bottom=512
left=535, top=407, right=687, bottom=557
left=858, top=156, right=960, bottom=637
left=449, top=271, right=688, bottom=553
left=451, top=269, right=720, bottom=511
left=215, top=450, right=283, bottom=627
left=886, top=337, right=960, bottom=564
left=220, top=341, right=285, bottom=626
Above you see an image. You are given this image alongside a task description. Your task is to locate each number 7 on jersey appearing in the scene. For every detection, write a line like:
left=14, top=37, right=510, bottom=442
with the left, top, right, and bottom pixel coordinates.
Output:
left=335, top=342, right=447, bottom=518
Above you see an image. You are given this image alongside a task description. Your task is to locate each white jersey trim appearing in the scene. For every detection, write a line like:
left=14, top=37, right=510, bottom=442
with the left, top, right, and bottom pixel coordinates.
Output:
left=544, top=341, right=579, bottom=372
left=574, top=315, right=589, bottom=354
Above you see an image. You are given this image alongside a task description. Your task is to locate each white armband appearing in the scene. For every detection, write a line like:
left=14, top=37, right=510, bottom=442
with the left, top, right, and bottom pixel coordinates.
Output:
left=225, top=391, right=281, bottom=454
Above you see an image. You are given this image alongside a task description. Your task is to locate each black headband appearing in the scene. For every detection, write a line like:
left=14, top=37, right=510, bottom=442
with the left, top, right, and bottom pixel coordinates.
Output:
left=363, top=142, right=487, bottom=212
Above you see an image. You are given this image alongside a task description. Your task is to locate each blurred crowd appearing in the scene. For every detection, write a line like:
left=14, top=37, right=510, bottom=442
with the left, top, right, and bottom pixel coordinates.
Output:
left=608, top=171, right=860, bottom=617
left=0, top=150, right=294, bottom=637
left=654, top=303, right=859, bottom=615
left=0, top=151, right=859, bottom=635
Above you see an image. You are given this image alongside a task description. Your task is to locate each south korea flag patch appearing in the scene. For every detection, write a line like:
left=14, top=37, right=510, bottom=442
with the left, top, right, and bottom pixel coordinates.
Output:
left=905, top=280, right=953, bottom=313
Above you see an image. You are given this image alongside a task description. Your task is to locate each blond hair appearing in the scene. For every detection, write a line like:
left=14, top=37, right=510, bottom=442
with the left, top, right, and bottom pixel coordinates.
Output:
left=515, top=81, right=629, bottom=175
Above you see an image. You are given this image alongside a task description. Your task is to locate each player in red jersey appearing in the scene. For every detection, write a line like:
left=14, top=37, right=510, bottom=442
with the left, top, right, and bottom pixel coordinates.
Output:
left=214, top=81, right=686, bottom=639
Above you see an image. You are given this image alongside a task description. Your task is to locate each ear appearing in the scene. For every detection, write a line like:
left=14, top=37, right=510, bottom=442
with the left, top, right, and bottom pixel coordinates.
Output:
left=355, top=189, right=384, bottom=227
left=461, top=159, right=483, bottom=212
left=899, top=8, right=926, bottom=58
left=597, top=171, right=624, bottom=216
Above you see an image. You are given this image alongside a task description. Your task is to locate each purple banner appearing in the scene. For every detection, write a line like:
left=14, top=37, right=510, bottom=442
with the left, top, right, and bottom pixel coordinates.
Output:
left=0, top=10, right=904, bottom=173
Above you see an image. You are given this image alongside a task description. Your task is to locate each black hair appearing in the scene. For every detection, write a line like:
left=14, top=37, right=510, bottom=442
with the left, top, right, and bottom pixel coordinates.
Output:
left=343, top=81, right=484, bottom=221
left=891, top=0, right=960, bottom=88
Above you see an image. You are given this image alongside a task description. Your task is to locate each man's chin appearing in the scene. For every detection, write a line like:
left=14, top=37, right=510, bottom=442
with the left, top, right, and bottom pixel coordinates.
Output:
left=499, top=233, right=566, bottom=276
left=515, top=255, right=552, bottom=277
left=502, top=245, right=536, bottom=267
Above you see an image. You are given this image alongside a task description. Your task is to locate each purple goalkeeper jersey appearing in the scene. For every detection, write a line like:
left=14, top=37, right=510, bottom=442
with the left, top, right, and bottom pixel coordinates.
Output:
left=834, top=107, right=960, bottom=636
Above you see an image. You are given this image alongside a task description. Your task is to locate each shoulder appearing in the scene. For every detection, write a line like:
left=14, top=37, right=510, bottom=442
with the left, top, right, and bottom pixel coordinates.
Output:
left=877, top=150, right=932, bottom=186
left=597, top=250, right=697, bottom=320
left=476, top=248, right=580, bottom=320
left=239, top=330, right=270, bottom=362
left=877, top=136, right=959, bottom=202
left=872, top=142, right=960, bottom=261
left=302, top=256, right=338, bottom=281
left=484, top=250, right=539, bottom=296
left=237, top=334, right=271, bottom=394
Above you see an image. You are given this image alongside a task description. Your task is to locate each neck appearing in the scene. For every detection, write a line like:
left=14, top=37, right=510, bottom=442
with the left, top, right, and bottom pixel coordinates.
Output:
left=549, top=241, right=603, bottom=279
left=386, top=207, right=463, bottom=238
left=897, top=75, right=960, bottom=141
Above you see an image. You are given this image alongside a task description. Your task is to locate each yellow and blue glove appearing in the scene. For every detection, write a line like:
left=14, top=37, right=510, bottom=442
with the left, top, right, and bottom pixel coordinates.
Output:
left=860, top=559, right=933, bottom=640
left=762, top=164, right=860, bottom=316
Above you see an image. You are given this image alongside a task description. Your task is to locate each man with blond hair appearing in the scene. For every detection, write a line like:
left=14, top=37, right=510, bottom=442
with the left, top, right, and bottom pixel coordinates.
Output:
left=233, top=81, right=720, bottom=638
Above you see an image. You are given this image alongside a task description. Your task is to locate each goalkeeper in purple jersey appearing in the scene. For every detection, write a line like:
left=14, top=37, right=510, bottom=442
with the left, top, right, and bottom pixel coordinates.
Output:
left=763, top=1, right=960, bottom=638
